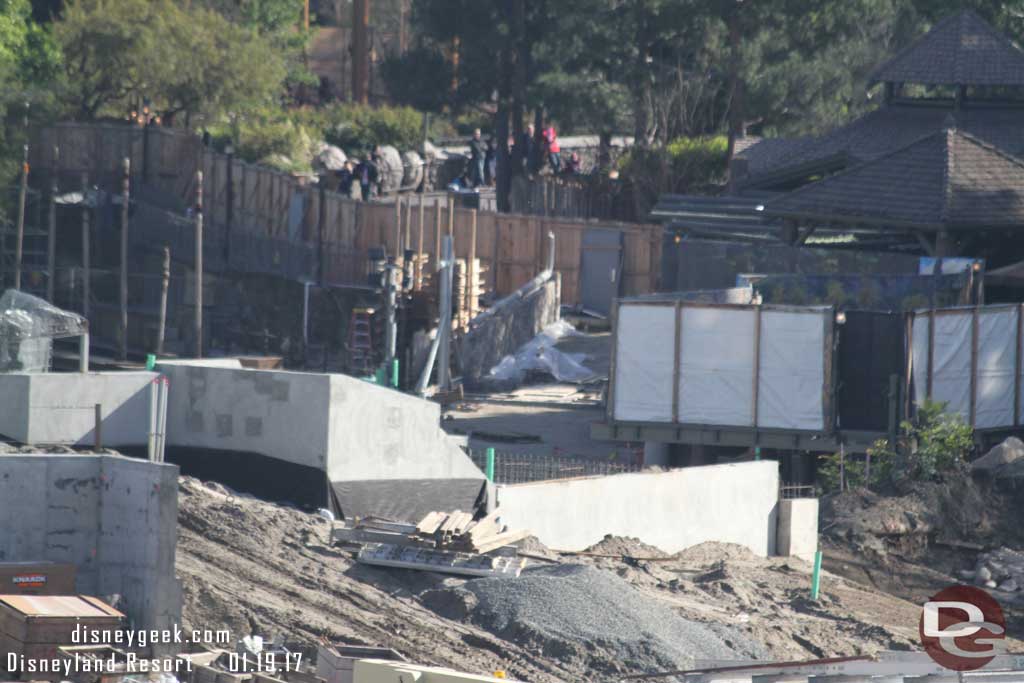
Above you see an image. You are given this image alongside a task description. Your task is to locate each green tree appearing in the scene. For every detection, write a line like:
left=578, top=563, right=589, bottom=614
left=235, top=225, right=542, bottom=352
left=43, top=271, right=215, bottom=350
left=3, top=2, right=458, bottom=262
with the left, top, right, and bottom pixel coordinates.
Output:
left=55, top=0, right=287, bottom=121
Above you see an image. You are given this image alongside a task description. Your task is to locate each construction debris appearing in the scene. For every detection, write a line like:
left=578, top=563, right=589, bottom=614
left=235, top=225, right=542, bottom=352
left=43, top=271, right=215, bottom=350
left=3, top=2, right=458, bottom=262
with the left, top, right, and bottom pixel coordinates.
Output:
left=332, top=511, right=531, bottom=578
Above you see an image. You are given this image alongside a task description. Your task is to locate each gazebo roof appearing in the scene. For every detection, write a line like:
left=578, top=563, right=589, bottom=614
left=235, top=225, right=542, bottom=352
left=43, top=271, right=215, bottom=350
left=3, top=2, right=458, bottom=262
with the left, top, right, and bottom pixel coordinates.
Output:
left=765, top=128, right=1024, bottom=230
left=870, top=10, right=1024, bottom=87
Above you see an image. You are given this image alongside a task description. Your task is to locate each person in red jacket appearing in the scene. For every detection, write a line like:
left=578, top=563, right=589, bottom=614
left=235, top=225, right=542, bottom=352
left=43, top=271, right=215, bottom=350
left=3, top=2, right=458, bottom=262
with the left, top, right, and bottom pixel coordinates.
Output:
left=544, top=126, right=561, bottom=174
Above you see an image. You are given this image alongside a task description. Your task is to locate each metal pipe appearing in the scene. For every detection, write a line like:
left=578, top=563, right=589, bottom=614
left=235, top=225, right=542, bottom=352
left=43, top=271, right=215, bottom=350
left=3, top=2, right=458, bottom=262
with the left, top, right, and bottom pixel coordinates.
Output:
left=79, top=330, right=89, bottom=373
left=438, top=236, right=454, bottom=392
left=148, top=378, right=157, bottom=461
left=157, top=246, right=170, bottom=355
left=14, top=145, right=28, bottom=290
left=415, top=235, right=453, bottom=394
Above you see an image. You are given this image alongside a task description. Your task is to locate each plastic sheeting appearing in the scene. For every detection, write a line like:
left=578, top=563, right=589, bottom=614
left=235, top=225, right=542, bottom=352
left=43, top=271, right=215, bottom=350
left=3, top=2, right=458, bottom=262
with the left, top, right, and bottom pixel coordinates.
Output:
left=678, top=307, right=755, bottom=426
left=0, top=289, right=88, bottom=373
left=488, top=320, right=597, bottom=384
left=613, top=304, right=676, bottom=421
left=912, top=312, right=973, bottom=423
left=613, top=302, right=830, bottom=430
left=912, top=307, right=1020, bottom=429
left=757, top=311, right=826, bottom=431
left=978, top=310, right=1017, bottom=429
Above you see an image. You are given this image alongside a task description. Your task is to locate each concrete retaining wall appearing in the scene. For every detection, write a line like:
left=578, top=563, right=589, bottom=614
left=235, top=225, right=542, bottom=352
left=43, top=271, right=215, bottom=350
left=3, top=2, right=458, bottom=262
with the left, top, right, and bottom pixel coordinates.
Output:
left=495, top=461, right=780, bottom=555
left=776, top=498, right=819, bottom=562
left=0, top=454, right=180, bottom=647
left=0, top=372, right=157, bottom=446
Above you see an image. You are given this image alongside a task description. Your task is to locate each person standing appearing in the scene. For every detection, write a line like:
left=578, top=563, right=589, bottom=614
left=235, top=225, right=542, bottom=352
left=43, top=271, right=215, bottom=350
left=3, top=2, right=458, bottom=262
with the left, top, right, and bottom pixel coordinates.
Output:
left=469, top=128, right=487, bottom=187
left=545, top=126, right=561, bottom=174
left=485, top=136, right=497, bottom=185
left=515, top=124, right=535, bottom=175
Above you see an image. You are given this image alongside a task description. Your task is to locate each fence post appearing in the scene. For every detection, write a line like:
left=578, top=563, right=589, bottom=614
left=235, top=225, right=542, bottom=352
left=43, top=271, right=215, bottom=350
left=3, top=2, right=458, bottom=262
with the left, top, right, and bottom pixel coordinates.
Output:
left=194, top=170, right=204, bottom=358
left=119, top=157, right=130, bottom=360
left=81, top=172, right=90, bottom=319
left=47, top=146, right=58, bottom=302
left=485, top=447, right=495, bottom=482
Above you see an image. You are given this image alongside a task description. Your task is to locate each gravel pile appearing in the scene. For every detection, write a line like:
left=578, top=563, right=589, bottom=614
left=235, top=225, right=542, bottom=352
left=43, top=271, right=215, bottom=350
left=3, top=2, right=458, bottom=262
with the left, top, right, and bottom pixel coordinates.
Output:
left=451, top=564, right=767, bottom=674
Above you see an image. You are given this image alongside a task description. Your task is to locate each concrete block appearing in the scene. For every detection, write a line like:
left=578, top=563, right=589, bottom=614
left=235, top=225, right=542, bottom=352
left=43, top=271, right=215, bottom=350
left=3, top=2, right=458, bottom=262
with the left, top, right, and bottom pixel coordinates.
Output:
left=0, top=372, right=157, bottom=446
left=496, top=461, right=780, bottom=555
left=776, top=497, right=819, bottom=562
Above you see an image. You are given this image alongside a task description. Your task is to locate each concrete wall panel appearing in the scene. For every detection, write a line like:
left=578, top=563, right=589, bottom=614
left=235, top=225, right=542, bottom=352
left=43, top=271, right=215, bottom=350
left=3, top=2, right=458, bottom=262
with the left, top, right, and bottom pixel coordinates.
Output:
left=776, top=498, right=819, bottom=563
left=326, top=374, right=483, bottom=482
left=495, top=461, right=779, bottom=555
left=0, top=372, right=156, bottom=445
left=0, top=454, right=180, bottom=640
left=160, top=364, right=331, bottom=471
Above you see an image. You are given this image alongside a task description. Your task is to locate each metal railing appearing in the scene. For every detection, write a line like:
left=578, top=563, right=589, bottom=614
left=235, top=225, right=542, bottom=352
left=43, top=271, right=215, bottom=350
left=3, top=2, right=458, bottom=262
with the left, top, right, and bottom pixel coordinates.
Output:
left=470, top=449, right=642, bottom=485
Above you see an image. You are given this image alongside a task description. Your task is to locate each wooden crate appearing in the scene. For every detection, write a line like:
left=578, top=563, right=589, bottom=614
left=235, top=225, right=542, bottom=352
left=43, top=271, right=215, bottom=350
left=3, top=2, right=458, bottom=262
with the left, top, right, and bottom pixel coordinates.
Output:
left=0, top=595, right=123, bottom=664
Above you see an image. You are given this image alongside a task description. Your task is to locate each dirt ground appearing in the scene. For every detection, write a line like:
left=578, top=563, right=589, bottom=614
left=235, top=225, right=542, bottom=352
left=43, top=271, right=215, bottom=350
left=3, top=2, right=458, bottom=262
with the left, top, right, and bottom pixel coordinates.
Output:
left=177, top=476, right=936, bottom=681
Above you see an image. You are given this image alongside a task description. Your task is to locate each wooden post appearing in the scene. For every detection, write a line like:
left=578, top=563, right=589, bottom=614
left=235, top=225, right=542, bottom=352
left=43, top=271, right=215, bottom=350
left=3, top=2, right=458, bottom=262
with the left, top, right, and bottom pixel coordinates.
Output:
left=434, top=200, right=442, bottom=271
left=969, top=306, right=979, bottom=428
left=394, top=195, right=402, bottom=260
left=157, top=246, right=170, bottom=355
left=672, top=302, right=682, bottom=423
left=318, top=182, right=327, bottom=285
left=119, top=158, right=130, bottom=360
left=752, top=305, right=762, bottom=432
left=224, top=147, right=234, bottom=264
left=195, top=170, right=204, bottom=358
left=81, top=173, right=90, bottom=319
left=416, top=193, right=425, bottom=290
left=13, top=145, right=28, bottom=290
left=47, top=147, right=58, bottom=302
left=352, top=0, right=370, bottom=104
left=467, top=209, right=477, bottom=318
left=403, top=194, right=412, bottom=256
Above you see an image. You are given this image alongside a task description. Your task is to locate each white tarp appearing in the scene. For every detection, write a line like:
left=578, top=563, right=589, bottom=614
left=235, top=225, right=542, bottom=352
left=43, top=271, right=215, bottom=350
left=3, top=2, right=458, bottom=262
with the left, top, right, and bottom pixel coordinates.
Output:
left=977, top=309, right=1017, bottom=429
left=678, top=307, right=756, bottom=426
left=912, top=312, right=972, bottom=422
left=757, top=310, right=827, bottom=430
left=613, top=304, right=676, bottom=421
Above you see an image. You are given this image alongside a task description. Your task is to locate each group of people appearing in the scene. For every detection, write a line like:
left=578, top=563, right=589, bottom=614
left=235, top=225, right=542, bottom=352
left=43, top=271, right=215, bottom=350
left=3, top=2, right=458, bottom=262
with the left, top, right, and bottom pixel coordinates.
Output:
left=465, top=124, right=583, bottom=189
left=333, top=150, right=381, bottom=201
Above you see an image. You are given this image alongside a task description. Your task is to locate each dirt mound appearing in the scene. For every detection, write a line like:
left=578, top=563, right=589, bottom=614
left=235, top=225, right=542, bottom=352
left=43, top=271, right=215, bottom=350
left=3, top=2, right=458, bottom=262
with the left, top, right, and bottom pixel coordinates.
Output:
left=672, top=542, right=759, bottom=565
left=175, top=475, right=940, bottom=678
left=583, top=535, right=669, bottom=558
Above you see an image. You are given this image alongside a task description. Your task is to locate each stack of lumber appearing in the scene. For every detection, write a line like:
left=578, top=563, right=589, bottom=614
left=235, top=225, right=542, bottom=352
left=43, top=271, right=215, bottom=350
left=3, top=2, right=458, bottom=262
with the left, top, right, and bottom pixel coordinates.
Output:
left=413, top=510, right=531, bottom=554
left=332, top=510, right=530, bottom=556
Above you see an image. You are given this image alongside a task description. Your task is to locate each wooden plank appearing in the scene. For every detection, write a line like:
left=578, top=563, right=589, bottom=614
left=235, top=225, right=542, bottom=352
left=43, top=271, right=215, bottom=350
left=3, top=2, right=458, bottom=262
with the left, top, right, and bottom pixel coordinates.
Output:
left=415, top=511, right=444, bottom=534
left=471, top=529, right=532, bottom=555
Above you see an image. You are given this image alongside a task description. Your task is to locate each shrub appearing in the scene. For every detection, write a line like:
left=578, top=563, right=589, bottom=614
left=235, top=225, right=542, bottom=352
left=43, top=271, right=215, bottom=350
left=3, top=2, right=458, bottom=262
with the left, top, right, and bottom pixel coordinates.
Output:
left=322, top=103, right=423, bottom=153
left=819, top=400, right=973, bottom=493
left=618, top=135, right=729, bottom=215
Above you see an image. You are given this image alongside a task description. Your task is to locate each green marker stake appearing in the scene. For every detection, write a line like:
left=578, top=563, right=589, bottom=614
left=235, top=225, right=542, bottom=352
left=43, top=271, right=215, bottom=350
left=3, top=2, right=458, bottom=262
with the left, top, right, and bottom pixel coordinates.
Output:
left=485, top=447, right=495, bottom=482
left=811, top=550, right=823, bottom=600
left=146, top=354, right=156, bottom=371
left=391, top=359, right=400, bottom=388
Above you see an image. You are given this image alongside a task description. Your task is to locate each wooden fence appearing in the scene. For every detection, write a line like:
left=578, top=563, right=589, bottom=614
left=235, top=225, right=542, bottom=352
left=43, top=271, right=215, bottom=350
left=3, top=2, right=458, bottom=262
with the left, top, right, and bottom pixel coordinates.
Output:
left=32, top=123, right=662, bottom=303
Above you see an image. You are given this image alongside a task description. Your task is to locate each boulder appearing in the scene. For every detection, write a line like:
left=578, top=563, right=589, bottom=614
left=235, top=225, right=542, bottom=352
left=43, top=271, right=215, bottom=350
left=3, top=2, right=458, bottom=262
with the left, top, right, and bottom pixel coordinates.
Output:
left=377, top=145, right=404, bottom=193
left=972, top=437, right=1024, bottom=473
left=313, top=143, right=347, bottom=172
left=402, top=150, right=424, bottom=190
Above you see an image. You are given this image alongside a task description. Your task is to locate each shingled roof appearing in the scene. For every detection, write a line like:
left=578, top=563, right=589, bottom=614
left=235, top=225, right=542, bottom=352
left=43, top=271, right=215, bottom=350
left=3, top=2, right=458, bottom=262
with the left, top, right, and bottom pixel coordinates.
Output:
left=765, top=128, right=1024, bottom=229
left=741, top=102, right=1024, bottom=185
left=870, top=10, right=1024, bottom=86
